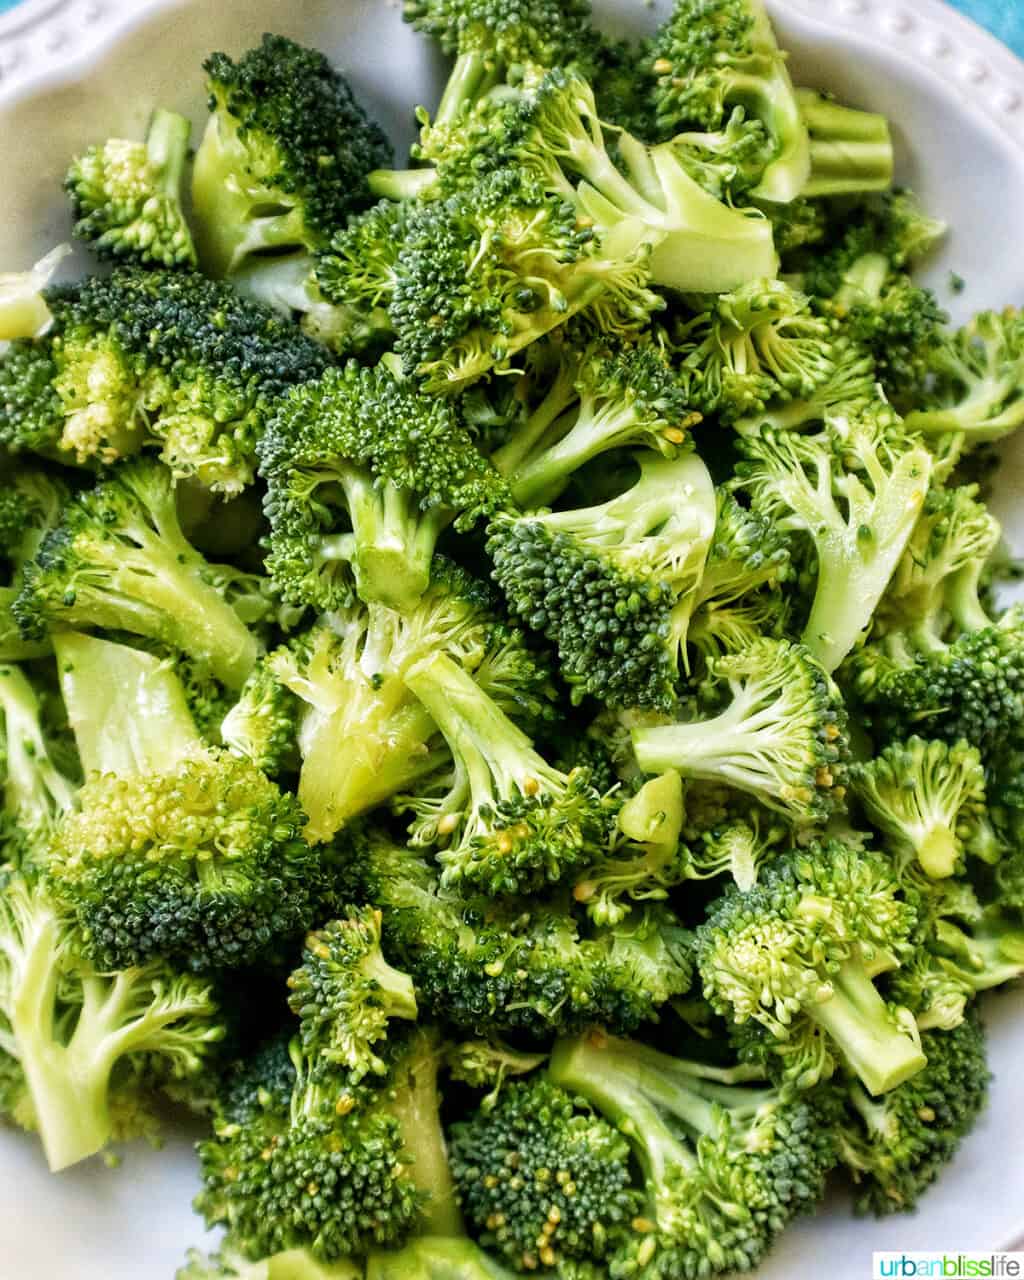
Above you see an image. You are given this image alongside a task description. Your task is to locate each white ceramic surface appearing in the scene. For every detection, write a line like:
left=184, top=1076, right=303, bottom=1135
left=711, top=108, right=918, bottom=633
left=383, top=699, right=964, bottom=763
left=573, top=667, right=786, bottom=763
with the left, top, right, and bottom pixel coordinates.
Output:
left=1, top=2, right=1023, bottom=1277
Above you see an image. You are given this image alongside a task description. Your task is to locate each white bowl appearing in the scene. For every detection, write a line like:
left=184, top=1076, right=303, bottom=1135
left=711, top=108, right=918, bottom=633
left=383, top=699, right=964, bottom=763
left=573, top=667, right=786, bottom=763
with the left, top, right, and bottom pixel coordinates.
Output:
left=1, top=2, right=1023, bottom=1277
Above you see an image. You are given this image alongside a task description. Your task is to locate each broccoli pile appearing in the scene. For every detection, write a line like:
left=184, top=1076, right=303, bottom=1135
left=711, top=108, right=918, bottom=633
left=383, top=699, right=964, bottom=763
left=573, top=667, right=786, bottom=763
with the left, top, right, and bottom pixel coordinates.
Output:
left=0, top=5, right=1018, bottom=1278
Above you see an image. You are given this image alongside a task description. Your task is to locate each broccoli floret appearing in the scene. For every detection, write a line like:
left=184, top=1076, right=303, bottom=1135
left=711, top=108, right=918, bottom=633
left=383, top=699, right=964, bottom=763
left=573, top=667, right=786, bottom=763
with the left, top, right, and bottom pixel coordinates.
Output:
left=836, top=1014, right=989, bottom=1215
left=491, top=339, right=699, bottom=509
left=15, top=460, right=262, bottom=690
left=673, top=277, right=837, bottom=422
left=850, top=738, right=991, bottom=880
left=898, top=909, right=1024, bottom=1014
left=696, top=840, right=926, bottom=1094
left=341, top=829, right=693, bottom=1037
left=390, top=166, right=662, bottom=393
left=260, top=361, right=508, bottom=613
left=402, top=0, right=599, bottom=128
left=404, top=650, right=608, bottom=895
left=444, top=1037, right=546, bottom=1107
left=221, top=657, right=300, bottom=778
left=0, top=868, right=223, bottom=1170
left=0, top=245, right=71, bottom=341
left=841, top=485, right=1024, bottom=753
left=632, top=638, right=849, bottom=823
left=734, top=404, right=932, bottom=671
left=647, top=0, right=811, bottom=202
left=286, top=908, right=418, bottom=1082
left=450, top=1077, right=642, bottom=1271
left=195, top=1031, right=423, bottom=1262
left=488, top=452, right=717, bottom=710
left=65, top=109, right=197, bottom=268
left=192, top=35, right=391, bottom=276
left=271, top=560, right=551, bottom=843
left=904, top=308, right=1024, bottom=445
left=46, top=631, right=326, bottom=972
left=0, top=267, right=330, bottom=492
left=549, top=1032, right=839, bottom=1277
left=797, top=89, right=894, bottom=197
left=733, top=340, right=879, bottom=433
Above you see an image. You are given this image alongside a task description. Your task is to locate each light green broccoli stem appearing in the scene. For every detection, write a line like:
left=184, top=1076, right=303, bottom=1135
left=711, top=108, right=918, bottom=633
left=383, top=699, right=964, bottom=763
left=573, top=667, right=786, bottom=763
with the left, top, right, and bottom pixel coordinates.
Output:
left=0, top=245, right=70, bottom=341
left=366, top=1239, right=517, bottom=1280
left=368, top=167, right=440, bottom=202
left=806, top=955, right=926, bottom=1096
left=490, top=356, right=582, bottom=485
left=0, top=664, right=77, bottom=828
left=55, top=631, right=203, bottom=778
left=833, top=253, right=890, bottom=312
left=433, top=51, right=502, bottom=129
left=797, top=90, right=893, bottom=197
left=404, top=651, right=559, bottom=808
left=385, top=1028, right=464, bottom=1237
left=339, top=464, right=447, bottom=612
left=192, top=107, right=309, bottom=276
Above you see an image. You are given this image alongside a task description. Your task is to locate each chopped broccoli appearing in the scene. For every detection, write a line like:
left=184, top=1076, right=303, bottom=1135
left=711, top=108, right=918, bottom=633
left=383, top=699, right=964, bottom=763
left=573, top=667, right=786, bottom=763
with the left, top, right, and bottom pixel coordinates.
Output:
left=179, top=1242, right=363, bottom=1279
left=696, top=840, right=926, bottom=1094
left=47, top=632, right=327, bottom=972
left=850, top=738, right=991, bottom=879
left=15, top=460, right=263, bottom=691
left=0, top=868, right=224, bottom=1170
left=260, top=361, right=508, bottom=613
left=221, top=658, right=300, bottom=779
left=488, top=452, right=717, bottom=710
left=836, top=1013, right=989, bottom=1215
left=0, top=245, right=71, bottom=341
left=450, top=1077, right=642, bottom=1270
left=734, top=404, right=932, bottom=670
left=192, top=35, right=392, bottom=276
left=0, top=662, right=77, bottom=854
left=632, top=638, right=849, bottom=823
left=647, top=0, right=811, bottom=201
left=797, top=90, right=894, bottom=197
left=0, top=267, right=330, bottom=492
left=549, top=1032, right=838, bottom=1277
left=65, top=109, right=197, bottom=268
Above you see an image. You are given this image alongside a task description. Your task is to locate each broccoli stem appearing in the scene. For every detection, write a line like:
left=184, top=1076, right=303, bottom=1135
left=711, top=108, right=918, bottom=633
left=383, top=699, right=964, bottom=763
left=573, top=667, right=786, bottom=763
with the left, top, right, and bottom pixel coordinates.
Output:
left=797, top=91, right=893, bottom=197
left=490, top=357, right=582, bottom=482
left=293, top=680, right=442, bottom=844
left=0, top=664, right=77, bottom=827
left=806, top=955, right=926, bottom=1096
left=632, top=690, right=795, bottom=804
left=55, top=631, right=203, bottom=777
left=146, top=108, right=192, bottom=206
left=339, top=465, right=443, bottom=612
left=434, top=51, right=499, bottom=128
left=404, top=651, right=557, bottom=804
left=368, top=168, right=440, bottom=202
left=384, top=1028, right=464, bottom=1237
left=916, top=825, right=960, bottom=880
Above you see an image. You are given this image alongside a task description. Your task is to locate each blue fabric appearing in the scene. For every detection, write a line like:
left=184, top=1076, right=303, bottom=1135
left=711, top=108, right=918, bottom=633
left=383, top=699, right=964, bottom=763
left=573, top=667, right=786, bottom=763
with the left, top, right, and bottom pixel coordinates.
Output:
left=0, top=1, right=1018, bottom=54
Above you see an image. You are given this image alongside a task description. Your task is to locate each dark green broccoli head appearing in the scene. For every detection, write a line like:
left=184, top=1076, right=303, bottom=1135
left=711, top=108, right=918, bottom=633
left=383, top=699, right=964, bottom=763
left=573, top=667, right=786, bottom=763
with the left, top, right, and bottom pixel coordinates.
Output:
left=195, top=1042, right=421, bottom=1262
left=340, top=829, right=691, bottom=1037
left=259, top=361, right=509, bottom=612
left=193, top=34, right=392, bottom=275
left=836, top=1014, right=989, bottom=1215
left=287, top=908, right=418, bottom=1082
left=65, top=109, right=197, bottom=268
left=450, top=1077, right=642, bottom=1271
left=696, top=840, right=925, bottom=1094
left=47, top=749, right=326, bottom=971
left=3, top=268, right=329, bottom=491
left=390, top=167, right=658, bottom=392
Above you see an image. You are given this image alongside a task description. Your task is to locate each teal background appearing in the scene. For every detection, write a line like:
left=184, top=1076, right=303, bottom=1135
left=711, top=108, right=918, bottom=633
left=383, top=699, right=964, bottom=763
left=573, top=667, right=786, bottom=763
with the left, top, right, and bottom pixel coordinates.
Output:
left=0, top=0, right=1021, bottom=55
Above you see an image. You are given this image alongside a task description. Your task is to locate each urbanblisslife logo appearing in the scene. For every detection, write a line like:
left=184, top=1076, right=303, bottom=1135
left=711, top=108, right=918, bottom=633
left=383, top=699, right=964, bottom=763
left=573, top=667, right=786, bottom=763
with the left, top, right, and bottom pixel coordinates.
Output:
left=874, top=1255, right=1024, bottom=1278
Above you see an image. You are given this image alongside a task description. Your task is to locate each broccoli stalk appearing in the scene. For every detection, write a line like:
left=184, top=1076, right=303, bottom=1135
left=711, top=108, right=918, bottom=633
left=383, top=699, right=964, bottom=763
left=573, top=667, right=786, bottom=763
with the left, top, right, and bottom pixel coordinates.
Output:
left=404, top=650, right=607, bottom=895
left=0, top=245, right=70, bottom=341
left=65, top=109, right=197, bottom=268
left=797, top=90, right=894, bottom=197
left=0, top=872, right=223, bottom=1171
left=0, top=663, right=78, bottom=839
left=735, top=406, right=932, bottom=671
left=631, top=638, right=849, bottom=823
